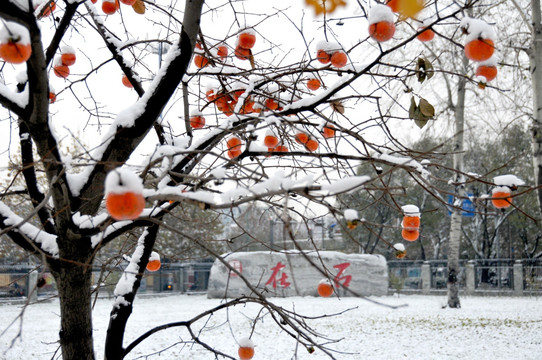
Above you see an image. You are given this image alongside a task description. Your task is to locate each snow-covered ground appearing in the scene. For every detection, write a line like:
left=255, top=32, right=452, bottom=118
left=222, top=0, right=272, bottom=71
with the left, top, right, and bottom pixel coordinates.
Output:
left=1, top=294, right=541, bottom=359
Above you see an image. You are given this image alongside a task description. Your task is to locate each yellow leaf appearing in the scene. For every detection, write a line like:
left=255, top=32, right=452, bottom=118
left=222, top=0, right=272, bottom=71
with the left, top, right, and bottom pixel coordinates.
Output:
left=132, top=0, right=145, bottom=14
left=398, top=0, right=425, bottom=19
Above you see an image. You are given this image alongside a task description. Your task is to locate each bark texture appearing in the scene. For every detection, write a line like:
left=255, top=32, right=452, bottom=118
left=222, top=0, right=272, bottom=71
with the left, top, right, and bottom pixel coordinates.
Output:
left=531, top=0, right=542, bottom=213
left=53, top=260, right=95, bottom=360
left=447, top=52, right=468, bottom=309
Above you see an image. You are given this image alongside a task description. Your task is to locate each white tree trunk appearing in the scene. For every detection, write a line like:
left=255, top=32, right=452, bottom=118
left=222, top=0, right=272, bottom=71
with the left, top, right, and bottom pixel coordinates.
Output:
left=447, top=210, right=462, bottom=308
left=447, top=54, right=468, bottom=308
left=531, top=0, right=542, bottom=213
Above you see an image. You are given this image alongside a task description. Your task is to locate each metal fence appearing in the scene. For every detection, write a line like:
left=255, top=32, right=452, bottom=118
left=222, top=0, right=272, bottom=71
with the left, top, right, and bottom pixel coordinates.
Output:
left=0, top=261, right=214, bottom=299
left=2, top=258, right=541, bottom=299
left=388, top=259, right=541, bottom=294
left=473, top=260, right=514, bottom=290
left=523, top=260, right=542, bottom=292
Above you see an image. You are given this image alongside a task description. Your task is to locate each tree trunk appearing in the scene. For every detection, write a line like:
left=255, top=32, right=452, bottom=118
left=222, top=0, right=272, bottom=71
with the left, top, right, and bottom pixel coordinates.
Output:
left=53, top=261, right=95, bottom=360
left=531, top=0, right=542, bottom=214
left=447, top=52, right=468, bottom=309
left=447, top=211, right=462, bottom=308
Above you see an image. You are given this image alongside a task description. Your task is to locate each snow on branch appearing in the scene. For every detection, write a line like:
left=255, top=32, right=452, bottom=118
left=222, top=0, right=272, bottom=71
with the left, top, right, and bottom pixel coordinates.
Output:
left=374, top=152, right=428, bottom=175
left=0, top=201, right=58, bottom=257
left=0, top=80, right=28, bottom=115
left=112, top=229, right=148, bottom=308
left=146, top=172, right=371, bottom=209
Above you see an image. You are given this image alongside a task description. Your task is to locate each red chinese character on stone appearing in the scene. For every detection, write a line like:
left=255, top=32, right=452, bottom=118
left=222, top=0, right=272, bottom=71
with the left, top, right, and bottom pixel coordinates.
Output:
left=333, top=262, right=352, bottom=288
left=229, top=260, right=242, bottom=277
left=265, top=261, right=291, bottom=289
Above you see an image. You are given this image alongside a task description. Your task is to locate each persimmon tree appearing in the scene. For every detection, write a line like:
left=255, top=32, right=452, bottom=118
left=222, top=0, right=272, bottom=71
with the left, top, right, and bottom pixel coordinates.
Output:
left=0, top=0, right=530, bottom=359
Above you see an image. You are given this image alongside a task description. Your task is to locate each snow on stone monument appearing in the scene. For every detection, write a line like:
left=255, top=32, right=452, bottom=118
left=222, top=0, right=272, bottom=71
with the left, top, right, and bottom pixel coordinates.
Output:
left=207, top=251, right=388, bottom=298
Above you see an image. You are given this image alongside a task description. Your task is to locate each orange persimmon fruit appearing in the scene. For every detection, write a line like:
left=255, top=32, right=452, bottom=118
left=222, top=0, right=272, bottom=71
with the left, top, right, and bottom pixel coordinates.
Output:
left=305, top=138, right=319, bottom=152
left=369, top=21, right=396, bottom=42
left=121, top=75, right=133, bottom=88
left=106, top=192, right=145, bottom=220
left=295, top=132, right=309, bottom=144
left=402, top=215, right=420, bottom=230
left=475, top=64, right=497, bottom=82
left=37, top=1, right=56, bottom=18
left=401, top=228, right=419, bottom=242
left=227, top=136, right=242, bottom=159
left=240, top=97, right=255, bottom=114
left=417, top=27, right=435, bottom=42
left=316, top=49, right=331, bottom=64
left=346, top=219, right=358, bottom=230
left=263, top=132, right=279, bottom=148
left=193, top=54, right=209, bottom=68
left=146, top=259, right=161, bottom=272
left=238, top=338, right=255, bottom=360
left=0, top=39, right=32, bottom=64
left=491, top=190, right=512, bottom=209
left=317, top=279, right=334, bottom=297
left=54, top=64, right=70, bottom=78
left=464, top=38, right=494, bottom=62
left=217, top=45, right=228, bottom=59
left=190, top=115, right=205, bottom=129
left=234, top=45, right=250, bottom=60
left=330, top=51, right=347, bottom=68
left=102, top=0, right=119, bottom=15
left=61, top=52, right=76, bottom=66
left=238, top=30, right=256, bottom=49
left=206, top=89, right=217, bottom=102
left=322, top=124, right=335, bottom=139
left=275, top=144, right=288, bottom=153
left=307, top=78, right=321, bottom=91
left=265, top=98, right=279, bottom=111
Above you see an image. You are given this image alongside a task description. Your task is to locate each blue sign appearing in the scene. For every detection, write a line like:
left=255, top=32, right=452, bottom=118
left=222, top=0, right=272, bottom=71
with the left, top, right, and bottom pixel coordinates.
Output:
left=447, top=194, right=475, bottom=217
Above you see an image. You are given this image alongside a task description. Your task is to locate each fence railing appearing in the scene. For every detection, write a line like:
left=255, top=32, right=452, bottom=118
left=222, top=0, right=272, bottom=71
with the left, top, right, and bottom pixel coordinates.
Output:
left=388, top=259, right=538, bottom=295
left=0, top=261, right=214, bottom=300
left=2, top=258, right=541, bottom=299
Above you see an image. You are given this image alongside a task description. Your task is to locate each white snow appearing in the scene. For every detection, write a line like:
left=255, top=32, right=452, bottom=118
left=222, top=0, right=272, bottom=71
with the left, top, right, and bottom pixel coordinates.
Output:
left=105, top=167, right=144, bottom=195
left=368, top=4, right=394, bottom=26
left=493, top=174, right=525, bottom=187
left=0, top=83, right=28, bottom=108
left=318, top=278, right=332, bottom=285
left=60, top=45, right=76, bottom=55
left=393, top=243, right=405, bottom=251
left=190, top=108, right=203, bottom=116
left=492, top=186, right=511, bottom=195
left=210, top=167, right=226, bottom=179
left=0, top=202, right=58, bottom=257
left=320, top=176, right=370, bottom=195
left=375, top=153, right=427, bottom=175
left=1, top=294, right=541, bottom=359
left=112, top=230, right=151, bottom=307
left=343, top=209, right=358, bottom=220
left=149, top=251, right=159, bottom=262
left=72, top=211, right=109, bottom=229
left=401, top=204, right=420, bottom=217
left=238, top=27, right=256, bottom=36
left=460, top=17, right=496, bottom=42
left=238, top=337, right=254, bottom=348
left=315, top=40, right=342, bottom=53
left=478, top=55, right=499, bottom=67
left=0, top=21, right=31, bottom=45
left=53, top=56, right=63, bottom=67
